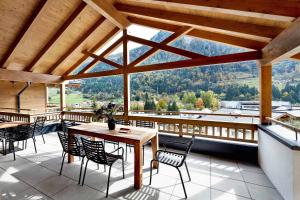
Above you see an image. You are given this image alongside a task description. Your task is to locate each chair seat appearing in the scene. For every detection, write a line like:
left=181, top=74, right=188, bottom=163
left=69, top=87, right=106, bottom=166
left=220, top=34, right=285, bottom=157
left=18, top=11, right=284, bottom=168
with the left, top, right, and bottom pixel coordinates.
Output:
left=157, top=151, right=185, bottom=167
left=106, top=152, right=122, bottom=164
left=68, top=146, right=85, bottom=157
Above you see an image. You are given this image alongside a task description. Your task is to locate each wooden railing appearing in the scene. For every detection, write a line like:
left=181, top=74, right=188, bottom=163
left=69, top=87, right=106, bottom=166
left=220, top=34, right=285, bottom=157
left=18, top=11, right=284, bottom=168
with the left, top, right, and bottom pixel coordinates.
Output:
left=0, top=112, right=31, bottom=122
left=61, top=111, right=93, bottom=123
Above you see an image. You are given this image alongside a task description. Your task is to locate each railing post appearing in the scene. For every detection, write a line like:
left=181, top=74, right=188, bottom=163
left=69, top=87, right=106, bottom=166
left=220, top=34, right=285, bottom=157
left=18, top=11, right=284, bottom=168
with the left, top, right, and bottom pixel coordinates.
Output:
left=259, top=62, right=272, bottom=124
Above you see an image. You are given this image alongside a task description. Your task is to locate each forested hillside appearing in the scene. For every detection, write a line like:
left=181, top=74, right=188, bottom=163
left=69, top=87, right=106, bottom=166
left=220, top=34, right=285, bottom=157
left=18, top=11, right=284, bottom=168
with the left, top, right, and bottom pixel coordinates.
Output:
left=76, top=31, right=300, bottom=107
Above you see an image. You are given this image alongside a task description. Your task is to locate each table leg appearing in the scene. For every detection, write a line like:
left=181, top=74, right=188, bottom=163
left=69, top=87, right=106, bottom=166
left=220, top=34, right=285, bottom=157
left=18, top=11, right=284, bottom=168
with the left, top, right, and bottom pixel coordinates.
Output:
left=151, top=134, right=159, bottom=168
left=67, top=132, right=74, bottom=163
left=134, top=142, right=142, bottom=189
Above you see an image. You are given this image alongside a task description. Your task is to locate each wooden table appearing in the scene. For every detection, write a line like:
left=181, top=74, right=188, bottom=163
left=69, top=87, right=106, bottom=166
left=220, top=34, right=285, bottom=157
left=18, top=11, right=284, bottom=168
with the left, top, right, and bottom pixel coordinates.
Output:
left=67, top=122, right=158, bottom=189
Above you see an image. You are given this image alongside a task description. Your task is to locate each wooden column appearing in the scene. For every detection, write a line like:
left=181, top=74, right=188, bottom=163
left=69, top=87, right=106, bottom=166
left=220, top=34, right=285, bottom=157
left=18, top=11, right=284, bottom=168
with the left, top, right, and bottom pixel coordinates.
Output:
left=123, top=30, right=130, bottom=119
left=259, top=62, right=272, bottom=124
left=60, top=83, right=66, bottom=111
left=45, top=84, right=49, bottom=111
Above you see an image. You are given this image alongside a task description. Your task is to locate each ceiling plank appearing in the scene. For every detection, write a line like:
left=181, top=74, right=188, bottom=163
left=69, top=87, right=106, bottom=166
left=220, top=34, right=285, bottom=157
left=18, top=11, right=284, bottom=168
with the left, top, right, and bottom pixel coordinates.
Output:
left=63, top=27, right=120, bottom=76
left=261, top=17, right=300, bottom=65
left=83, top=50, right=123, bottom=69
left=46, top=17, right=106, bottom=74
left=291, top=53, right=300, bottom=61
left=78, top=36, right=124, bottom=74
left=130, top=26, right=193, bottom=67
left=0, top=68, right=62, bottom=84
left=115, top=3, right=283, bottom=39
left=0, top=0, right=47, bottom=69
left=136, top=0, right=300, bottom=18
left=83, top=0, right=130, bottom=29
left=127, top=35, right=206, bottom=59
left=64, top=68, right=123, bottom=80
left=24, top=1, right=87, bottom=72
left=129, top=17, right=267, bottom=50
left=65, top=51, right=261, bottom=80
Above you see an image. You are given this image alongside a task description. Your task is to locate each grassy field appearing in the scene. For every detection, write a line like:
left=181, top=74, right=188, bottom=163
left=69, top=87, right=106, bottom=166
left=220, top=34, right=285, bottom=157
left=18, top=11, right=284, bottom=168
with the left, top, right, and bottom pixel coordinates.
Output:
left=49, top=93, right=89, bottom=105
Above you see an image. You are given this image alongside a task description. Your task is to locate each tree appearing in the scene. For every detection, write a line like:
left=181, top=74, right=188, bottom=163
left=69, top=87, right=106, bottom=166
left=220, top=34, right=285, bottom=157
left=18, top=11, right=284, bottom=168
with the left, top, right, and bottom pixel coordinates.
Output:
left=157, top=99, right=167, bottom=110
left=195, top=98, right=204, bottom=109
left=182, top=92, right=196, bottom=105
left=91, top=98, right=98, bottom=110
left=201, top=90, right=214, bottom=108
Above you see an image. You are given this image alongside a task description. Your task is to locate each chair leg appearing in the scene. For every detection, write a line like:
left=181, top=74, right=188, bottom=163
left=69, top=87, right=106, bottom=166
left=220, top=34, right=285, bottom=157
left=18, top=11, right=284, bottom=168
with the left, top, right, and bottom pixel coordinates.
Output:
left=81, top=160, right=89, bottom=186
left=22, top=140, right=25, bottom=149
left=32, top=138, right=37, bottom=153
left=11, top=141, right=15, bottom=161
left=125, top=144, right=128, bottom=161
left=2, top=140, right=5, bottom=155
left=104, top=164, right=106, bottom=172
left=122, top=158, right=125, bottom=179
left=177, top=168, right=187, bottom=199
left=78, top=157, right=85, bottom=184
left=149, top=160, right=154, bottom=185
left=41, top=133, right=45, bottom=144
left=106, top=164, right=113, bottom=198
left=142, top=146, right=145, bottom=166
left=59, top=152, right=66, bottom=175
left=25, top=140, right=27, bottom=149
left=184, top=162, right=191, bottom=182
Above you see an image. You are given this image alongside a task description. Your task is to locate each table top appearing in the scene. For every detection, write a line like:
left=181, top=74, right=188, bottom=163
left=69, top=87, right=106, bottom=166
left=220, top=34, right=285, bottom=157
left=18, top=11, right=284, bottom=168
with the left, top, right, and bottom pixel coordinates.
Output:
left=0, top=121, right=29, bottom=129
left=68, top=122, right=157, bottom=144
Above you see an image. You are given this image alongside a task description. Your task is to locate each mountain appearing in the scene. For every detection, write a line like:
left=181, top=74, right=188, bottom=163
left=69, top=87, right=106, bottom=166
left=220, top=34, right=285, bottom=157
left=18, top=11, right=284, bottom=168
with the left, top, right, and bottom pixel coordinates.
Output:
left=78, top=31, right=300, bottom=103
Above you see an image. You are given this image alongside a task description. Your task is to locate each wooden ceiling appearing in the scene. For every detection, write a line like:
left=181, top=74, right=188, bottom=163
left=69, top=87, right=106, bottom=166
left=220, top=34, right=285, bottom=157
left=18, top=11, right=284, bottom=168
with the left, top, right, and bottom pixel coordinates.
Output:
left=0, top=0, right=299, bottom=83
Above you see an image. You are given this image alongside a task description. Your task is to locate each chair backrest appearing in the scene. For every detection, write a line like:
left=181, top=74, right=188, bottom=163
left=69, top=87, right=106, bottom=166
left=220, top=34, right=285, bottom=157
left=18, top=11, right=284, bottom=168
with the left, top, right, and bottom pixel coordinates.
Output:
left=136, top=120, right=155, bottom=128
left=81, top=137, right=107, bottom=164
left=33, top=116, right=46, bottom=135
left=185, top=135, right=195, bottom=155
left=116, top=119, right=131, bottom=126
left=57, top=132, right=81, bottom=156
left=13, top=124, right=32, bottom=141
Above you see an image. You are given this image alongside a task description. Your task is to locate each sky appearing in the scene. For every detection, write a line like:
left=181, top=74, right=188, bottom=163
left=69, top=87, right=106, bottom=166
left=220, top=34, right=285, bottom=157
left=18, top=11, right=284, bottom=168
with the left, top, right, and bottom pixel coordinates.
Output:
left=96, top=24, right=159, bottom=55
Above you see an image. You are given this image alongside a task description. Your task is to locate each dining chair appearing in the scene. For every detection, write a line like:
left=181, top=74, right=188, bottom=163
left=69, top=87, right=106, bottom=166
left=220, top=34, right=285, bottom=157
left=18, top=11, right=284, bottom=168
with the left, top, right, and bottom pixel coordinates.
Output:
left=80, top=137, right=125, bottom=198
left=5, top=124, right=37, bottom=160
left=32, top=116, right=47, bottom=144
left=57, top=132, right=85, bottom=184
left=149, top=135, right=195, bottom=199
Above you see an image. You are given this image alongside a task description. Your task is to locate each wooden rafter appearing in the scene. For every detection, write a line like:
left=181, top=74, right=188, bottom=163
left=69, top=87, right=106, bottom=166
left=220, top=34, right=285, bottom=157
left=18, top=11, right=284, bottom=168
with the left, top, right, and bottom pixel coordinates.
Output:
left=64, top=51, right=261, bottom=80
left=128, top=17, right=267, bottom=50
left=78, top=36, right=124, bottom=74
left=292, top=53, right=300, bottom=61
left=261, top=17, right=300, bottom=65
left=115, top=3, right=283, bottom=39
left=136, top=0, right=300, bottom=18
left=46, top=17, right=106, bottom=74
left=0, top=0, right=47, bottom=69
left=0, top=68, right=61, bottom=84
left=24, top=1, right=87, bottom=72
left=129, top=26, right=193, bottom=67
left=63, top=27, right=120, bottom=76
left=127, top=35, right=206, bottom=60
left=83, top=0, right=130, bottom=29
left=83, top=51, right=123, bottom=69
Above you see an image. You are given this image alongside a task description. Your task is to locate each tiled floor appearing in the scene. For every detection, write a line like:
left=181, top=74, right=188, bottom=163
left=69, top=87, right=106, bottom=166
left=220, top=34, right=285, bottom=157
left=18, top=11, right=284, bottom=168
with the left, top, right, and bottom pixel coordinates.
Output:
left=0, top=133, right=283, bottom=200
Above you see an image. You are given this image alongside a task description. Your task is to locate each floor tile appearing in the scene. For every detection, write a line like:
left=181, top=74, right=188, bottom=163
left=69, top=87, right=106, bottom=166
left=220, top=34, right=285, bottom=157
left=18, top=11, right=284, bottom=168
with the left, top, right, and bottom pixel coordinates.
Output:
left=242, top=171, right=274, bottom=188
left=211, top=189, right=251, bottom=200
left=171, top=180, right=210, bottom=200
left=211, top=175, right=251, bottom=198
left=247, top=183, right=283, bottom=200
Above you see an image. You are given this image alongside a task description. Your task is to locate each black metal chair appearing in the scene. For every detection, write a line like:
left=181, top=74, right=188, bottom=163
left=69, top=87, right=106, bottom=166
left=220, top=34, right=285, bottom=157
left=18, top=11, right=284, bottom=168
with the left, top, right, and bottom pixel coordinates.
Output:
left=125, top=120, right=155, bottom=164
left=32, top=116, right=46, bottom=144
left=5, top=124, right=37, bottom=160
left=80, top=137, right=125, bottom=198
left=57, top=132, right=85, bottom=184
left=149, top=135, right=195, bottom=199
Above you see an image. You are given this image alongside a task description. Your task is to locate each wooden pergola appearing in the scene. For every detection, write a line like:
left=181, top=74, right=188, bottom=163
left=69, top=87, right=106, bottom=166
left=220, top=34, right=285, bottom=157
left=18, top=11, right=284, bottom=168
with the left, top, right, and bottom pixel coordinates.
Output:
left=1, top=0, right=300, bottom=124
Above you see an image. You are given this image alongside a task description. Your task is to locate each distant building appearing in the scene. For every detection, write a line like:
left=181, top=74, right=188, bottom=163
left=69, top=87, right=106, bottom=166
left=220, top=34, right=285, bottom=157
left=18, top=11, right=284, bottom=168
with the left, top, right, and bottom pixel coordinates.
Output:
left=221, top=101, right=292, bottom=111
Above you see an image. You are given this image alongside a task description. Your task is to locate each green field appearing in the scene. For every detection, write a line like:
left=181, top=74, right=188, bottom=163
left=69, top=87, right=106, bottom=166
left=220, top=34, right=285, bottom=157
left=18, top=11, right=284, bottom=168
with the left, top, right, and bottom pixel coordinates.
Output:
left=49, top=93, right=89, bottom=105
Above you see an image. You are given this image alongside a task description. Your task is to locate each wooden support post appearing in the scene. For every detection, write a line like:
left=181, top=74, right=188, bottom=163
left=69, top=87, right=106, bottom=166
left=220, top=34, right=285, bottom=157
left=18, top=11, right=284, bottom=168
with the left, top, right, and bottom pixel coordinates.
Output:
left=123, top=30, right=130, bottom=119
left=60, top=83, right=66, bottom=112
left=45, top=84, right=49, bottom=111
left=259, top=63, right=272, bottom=124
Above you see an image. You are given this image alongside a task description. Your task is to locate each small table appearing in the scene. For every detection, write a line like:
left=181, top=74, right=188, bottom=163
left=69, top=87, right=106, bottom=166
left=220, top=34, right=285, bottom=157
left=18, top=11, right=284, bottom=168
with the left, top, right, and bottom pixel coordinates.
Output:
left=68, top=122, right=158, bottom=189
left=0, top=121, right=30, bottom=155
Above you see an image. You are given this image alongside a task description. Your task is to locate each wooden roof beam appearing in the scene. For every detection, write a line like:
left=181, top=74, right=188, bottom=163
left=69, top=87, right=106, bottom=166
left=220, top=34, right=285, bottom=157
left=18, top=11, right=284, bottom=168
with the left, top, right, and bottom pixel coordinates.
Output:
left=128, top=17, right=267, bottom=50
left=127, top=34, right=206, bottom=60
left=64, top=51, right=261, bottom=80
left=0, top=0, right=47, bottom=69
left=0, top=69, right=62, bottom=84
left=135, top=0, right=300, bottom=18
left=63, top=27, right=120, bottom=76
left=78, top=36, right=124, bottom=74
left=24, top=1, right=87, bottom=72
left=83, top=0, right=130, bottom=29
left=130, top=26, right=193, bottom=67
left=46, top=17, right=106, bottom=74
left=115, top=3, right=283, bottom=39
left=291, top=53, right=300, bottom=61
left=83, top=50, right=123, bottom=69
left=261, top=17, right=300, bottom=65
